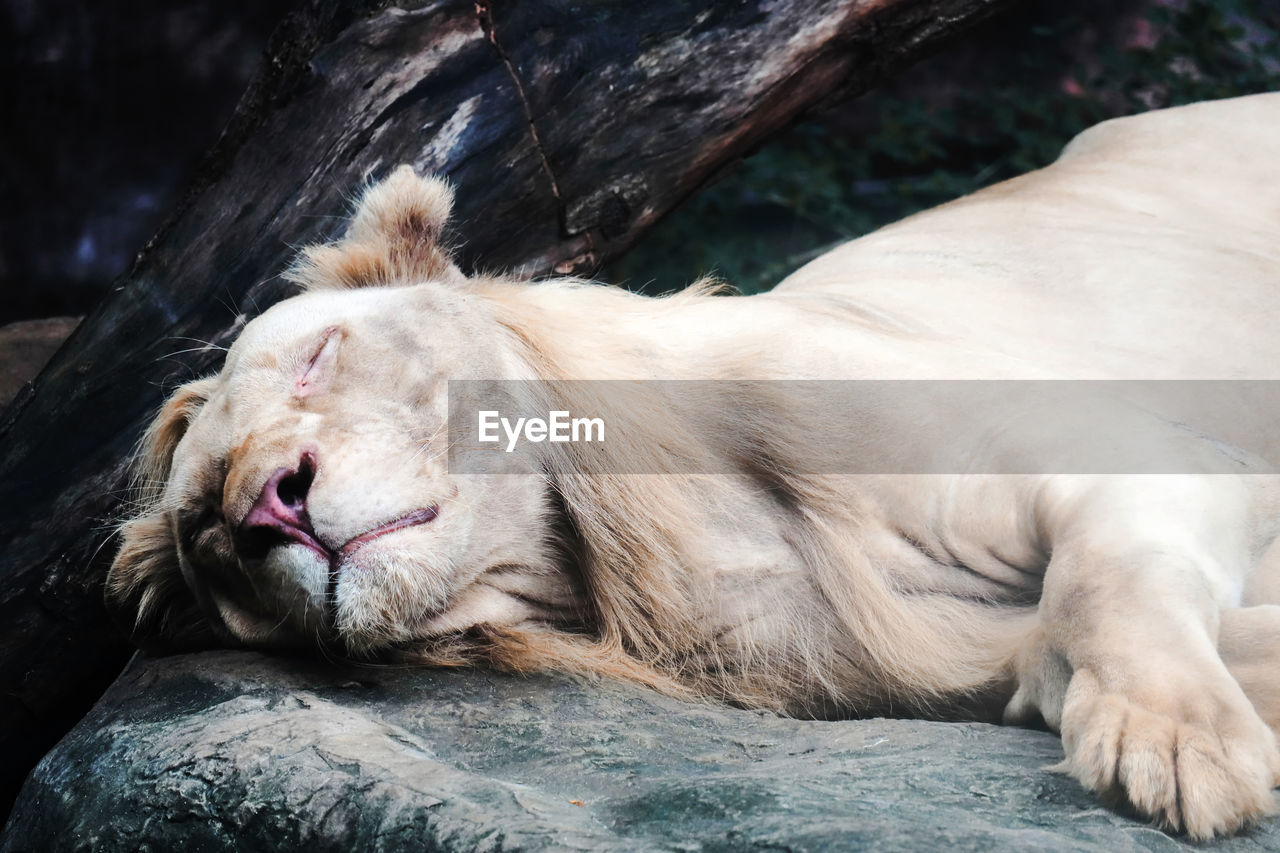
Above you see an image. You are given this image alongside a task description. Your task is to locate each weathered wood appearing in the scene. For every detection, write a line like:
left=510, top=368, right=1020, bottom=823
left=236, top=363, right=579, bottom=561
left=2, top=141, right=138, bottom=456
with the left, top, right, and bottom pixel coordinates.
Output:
left=0, top=0, right=1014, bottom=815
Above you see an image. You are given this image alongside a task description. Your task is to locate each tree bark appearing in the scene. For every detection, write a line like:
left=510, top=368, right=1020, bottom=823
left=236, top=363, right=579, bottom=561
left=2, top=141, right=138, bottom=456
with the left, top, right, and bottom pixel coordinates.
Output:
left=0, top=0, right=1013, bottom=816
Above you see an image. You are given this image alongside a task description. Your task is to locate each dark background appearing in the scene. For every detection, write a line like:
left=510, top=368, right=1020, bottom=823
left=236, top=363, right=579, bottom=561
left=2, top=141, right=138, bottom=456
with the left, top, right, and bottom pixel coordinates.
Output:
left=1, top=0, right=293, bottom=324
left=1, top=0, right=1277, bottom=320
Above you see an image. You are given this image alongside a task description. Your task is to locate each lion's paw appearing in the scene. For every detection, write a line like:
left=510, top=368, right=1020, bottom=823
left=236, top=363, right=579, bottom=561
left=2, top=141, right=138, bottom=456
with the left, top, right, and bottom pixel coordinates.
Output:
left=1059, top=669, right=1280, bottom=839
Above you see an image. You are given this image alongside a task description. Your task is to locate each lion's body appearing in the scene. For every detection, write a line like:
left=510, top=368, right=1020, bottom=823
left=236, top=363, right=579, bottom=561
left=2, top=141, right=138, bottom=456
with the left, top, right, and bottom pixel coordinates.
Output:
left=111, top=92, right=1280, bottom=838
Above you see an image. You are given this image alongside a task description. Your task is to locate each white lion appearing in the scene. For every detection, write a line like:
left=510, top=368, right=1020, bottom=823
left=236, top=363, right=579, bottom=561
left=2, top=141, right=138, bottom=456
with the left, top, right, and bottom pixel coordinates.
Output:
left=110, top=92, right=1280, bottom=839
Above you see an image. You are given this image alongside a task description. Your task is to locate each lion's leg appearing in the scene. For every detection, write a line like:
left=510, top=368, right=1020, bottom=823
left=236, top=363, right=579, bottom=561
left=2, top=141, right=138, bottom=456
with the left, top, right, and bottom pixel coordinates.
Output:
left=1004, top=477, right=1280, bottom=839
left=1220, top=605, right=1280, bottom=737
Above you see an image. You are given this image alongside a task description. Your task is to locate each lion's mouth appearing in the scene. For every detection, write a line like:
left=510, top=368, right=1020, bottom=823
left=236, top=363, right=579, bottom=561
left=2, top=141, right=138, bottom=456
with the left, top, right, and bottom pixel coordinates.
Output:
left=241, top=505, right=440, bottom=584
left=338, top=506, right=440, bottom=557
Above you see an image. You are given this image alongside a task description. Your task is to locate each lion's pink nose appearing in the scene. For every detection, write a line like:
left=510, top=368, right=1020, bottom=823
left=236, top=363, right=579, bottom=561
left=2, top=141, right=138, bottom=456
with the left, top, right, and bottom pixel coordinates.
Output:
left=235, top=452, right=329, bottom=560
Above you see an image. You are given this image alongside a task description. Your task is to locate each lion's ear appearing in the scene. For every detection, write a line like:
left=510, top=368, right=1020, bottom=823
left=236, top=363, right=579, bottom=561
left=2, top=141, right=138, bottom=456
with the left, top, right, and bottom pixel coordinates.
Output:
left=106, top=377, right=219, bottom=650
left=105, top=513, right=216, bottom=652
left=286, top=165, right=465, bottom=291
left=136, top=377, right=216, bottom=501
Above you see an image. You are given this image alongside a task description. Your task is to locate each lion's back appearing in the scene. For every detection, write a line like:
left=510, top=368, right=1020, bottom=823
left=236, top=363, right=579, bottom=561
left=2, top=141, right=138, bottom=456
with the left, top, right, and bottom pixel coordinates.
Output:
left=775, top=92, right=1280, bottom=381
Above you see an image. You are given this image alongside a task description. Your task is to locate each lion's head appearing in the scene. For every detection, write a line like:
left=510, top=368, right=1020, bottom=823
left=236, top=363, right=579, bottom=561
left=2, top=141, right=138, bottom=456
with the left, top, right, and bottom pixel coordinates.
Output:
left=107, top=167, right=587, bottom=657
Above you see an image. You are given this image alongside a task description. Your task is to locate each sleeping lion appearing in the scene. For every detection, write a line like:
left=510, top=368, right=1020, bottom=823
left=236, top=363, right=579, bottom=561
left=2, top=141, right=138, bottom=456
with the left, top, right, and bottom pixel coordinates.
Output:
left=109, top=92, right=1280, bottom=839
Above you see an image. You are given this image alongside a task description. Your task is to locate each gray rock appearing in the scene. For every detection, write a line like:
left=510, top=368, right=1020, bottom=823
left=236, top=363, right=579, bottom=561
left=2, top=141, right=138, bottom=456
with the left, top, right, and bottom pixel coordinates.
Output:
left=3, top=651, right=1278, bottom=852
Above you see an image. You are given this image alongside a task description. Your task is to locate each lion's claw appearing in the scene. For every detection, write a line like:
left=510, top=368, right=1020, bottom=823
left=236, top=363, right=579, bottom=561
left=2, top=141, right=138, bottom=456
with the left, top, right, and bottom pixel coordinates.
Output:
left=1059, top=670, right=1279, bottom=839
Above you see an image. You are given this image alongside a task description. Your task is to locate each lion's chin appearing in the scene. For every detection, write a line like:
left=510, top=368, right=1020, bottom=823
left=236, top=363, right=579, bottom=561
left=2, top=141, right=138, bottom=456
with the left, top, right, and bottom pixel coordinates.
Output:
left=221, top=544, right=334, bottom=642
left=330, top=540, right=457, bottom=656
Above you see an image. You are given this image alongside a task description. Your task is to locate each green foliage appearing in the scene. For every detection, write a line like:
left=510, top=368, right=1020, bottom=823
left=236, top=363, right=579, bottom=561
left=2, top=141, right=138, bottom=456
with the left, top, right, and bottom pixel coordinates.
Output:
left=607, top=0, right=1280, bottom=296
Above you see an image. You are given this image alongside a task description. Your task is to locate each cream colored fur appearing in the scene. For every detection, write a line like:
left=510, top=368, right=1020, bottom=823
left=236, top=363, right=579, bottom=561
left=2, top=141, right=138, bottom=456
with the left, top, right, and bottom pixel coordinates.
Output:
left=109, top=94, right=1280, bottom=839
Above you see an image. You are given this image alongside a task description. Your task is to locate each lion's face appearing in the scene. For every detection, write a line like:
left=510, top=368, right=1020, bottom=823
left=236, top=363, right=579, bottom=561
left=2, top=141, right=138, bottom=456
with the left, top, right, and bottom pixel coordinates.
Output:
left=108, top=169, right=570, bottom=655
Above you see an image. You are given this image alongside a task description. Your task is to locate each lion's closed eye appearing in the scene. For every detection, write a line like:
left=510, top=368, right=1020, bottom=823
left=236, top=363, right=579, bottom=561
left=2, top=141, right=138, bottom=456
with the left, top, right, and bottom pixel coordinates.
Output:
left=295, top=326, right=343, bottom=399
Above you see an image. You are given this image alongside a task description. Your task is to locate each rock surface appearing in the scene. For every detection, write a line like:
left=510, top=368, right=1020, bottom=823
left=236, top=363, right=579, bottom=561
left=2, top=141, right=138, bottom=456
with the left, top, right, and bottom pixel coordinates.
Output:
left=0, top=318, right=80, bottom=409
left=4, top=651, right=1279, bottom=852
